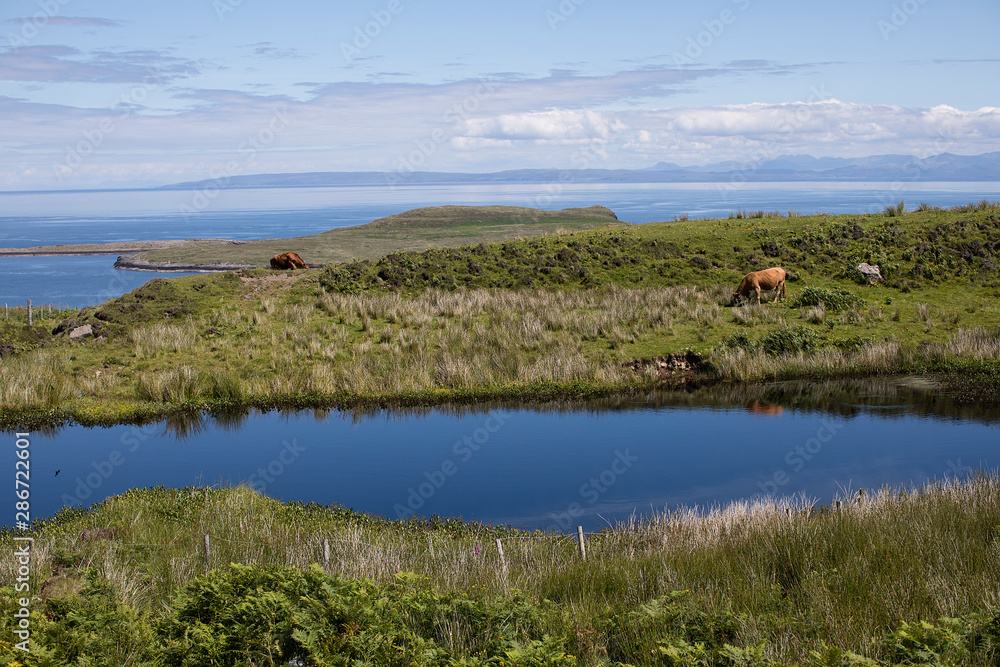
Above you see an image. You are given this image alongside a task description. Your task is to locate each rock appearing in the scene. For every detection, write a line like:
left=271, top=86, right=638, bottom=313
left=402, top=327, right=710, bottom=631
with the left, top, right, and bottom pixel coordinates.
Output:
left=69, top=324, right=93, bottom=340
left=857, top=262, right=883, bottom=284
left=80, top=527, right=117, bottom=540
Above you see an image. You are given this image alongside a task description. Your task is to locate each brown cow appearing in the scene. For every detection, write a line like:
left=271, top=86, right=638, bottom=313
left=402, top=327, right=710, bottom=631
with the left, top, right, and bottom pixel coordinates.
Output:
left=270, top=252, right=308, bottom=270
left=731, top=266, right=787, bottom=306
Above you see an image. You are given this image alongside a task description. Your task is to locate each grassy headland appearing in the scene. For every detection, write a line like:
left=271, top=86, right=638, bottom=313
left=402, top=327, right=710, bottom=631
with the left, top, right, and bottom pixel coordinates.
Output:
left=2, top=475, right=999, bottom=665
left=119, top=204, right=624, bottom=268
left=2, top=201, right=1000, bottom=428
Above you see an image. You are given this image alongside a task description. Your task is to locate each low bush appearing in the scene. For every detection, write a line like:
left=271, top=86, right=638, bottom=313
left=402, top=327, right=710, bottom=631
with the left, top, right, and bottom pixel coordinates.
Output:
left=791, top=286, right=866, bottom=313
left=159, top=565, right=556, bottom=667
left=760, top=325, right=821, bottom=354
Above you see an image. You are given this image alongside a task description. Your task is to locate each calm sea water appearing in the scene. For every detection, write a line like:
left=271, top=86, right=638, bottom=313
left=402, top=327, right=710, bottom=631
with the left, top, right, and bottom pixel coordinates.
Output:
left=11, top=387, right=998, bottom=531
left=2, top=181, right=998, bottom=307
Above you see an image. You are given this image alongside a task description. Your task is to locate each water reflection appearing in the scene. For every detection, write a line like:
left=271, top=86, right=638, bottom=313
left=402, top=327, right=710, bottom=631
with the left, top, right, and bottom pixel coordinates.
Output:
left=50, top=374, right=1000, bottom=440
left=745, top=400, right=785, bottom=417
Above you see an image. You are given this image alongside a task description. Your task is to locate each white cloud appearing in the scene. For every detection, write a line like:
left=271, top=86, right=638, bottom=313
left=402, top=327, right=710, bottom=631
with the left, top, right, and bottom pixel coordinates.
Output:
left=461, top=109, right=626, bottom=142
left=615, top=100, right=1000, bottom=163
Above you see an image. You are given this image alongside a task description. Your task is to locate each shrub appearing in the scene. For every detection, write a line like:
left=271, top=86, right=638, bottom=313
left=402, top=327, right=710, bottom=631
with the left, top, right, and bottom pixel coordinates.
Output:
left=721, top=331, right=757, bottom=352
left=885, top=200, right=906, bottom=217
left=159, top=565, right=553, bottom=667
left=835, top=335, right=878, bottom=352
left=760, top=325, right=821, bottom=355
left=791, top=287, right=866, bottom=313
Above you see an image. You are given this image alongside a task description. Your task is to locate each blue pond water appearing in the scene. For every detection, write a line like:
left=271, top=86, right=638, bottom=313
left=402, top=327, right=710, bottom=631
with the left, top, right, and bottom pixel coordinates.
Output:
left=13, top=384, right=998, bottom=532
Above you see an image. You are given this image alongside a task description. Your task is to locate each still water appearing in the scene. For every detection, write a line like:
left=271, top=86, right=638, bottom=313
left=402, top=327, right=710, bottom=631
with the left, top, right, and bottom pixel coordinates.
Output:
left=2, top=181, right=998, bottom=307
left=14, top=380, right=998, bottom=532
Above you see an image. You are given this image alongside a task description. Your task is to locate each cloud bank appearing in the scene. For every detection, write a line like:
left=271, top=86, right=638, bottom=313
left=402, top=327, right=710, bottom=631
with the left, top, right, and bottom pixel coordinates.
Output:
left=1, top=66, right=998, bottom=189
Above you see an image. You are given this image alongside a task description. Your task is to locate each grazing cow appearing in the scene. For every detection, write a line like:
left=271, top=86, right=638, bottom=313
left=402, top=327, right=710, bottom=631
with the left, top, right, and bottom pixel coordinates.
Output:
left=731, top=266, right=787, bottom=306
left=270, top=252, right=308, bottom=270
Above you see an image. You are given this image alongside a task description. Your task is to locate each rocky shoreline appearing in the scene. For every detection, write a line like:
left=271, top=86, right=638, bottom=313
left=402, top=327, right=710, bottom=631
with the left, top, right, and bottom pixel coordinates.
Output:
left=112, top=253, right=258, bottom=272
left=0, top=240, right=261, bottom=272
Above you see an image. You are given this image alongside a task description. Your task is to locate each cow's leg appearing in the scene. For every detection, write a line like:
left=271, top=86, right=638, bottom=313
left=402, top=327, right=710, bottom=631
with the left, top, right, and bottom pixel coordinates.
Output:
left=773, top=280, right=783, bottom=302
left=755, top=286, right=762, bottom=305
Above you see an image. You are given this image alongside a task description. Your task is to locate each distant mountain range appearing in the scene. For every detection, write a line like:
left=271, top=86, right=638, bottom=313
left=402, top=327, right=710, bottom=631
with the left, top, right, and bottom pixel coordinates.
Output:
left=159, top=152, right=1000, bottom=191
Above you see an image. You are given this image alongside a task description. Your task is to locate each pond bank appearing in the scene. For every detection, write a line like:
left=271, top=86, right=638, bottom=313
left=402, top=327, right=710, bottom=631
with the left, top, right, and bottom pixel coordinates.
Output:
left=4, top=364, right=999, bottom=432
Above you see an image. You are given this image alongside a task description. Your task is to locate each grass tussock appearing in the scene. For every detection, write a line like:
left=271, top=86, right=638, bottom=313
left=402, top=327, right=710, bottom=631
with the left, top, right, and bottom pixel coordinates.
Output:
left=2, top=474, right=999, bottom=664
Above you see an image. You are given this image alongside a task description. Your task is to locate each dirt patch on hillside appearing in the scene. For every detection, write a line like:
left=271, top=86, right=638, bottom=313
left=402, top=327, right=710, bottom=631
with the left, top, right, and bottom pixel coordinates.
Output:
left=626, top=351, right=705, bottom=383
left=237, top=270, right=300, bottom=297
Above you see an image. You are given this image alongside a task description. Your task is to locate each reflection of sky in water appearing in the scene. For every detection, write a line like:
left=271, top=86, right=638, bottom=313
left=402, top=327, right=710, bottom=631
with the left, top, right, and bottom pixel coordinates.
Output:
left=15, top=401, right=998, bottom=532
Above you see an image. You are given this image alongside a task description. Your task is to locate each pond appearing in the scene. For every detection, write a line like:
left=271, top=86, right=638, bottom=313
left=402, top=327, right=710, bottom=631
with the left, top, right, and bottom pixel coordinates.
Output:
left=11, top=377, right=999, bottom=532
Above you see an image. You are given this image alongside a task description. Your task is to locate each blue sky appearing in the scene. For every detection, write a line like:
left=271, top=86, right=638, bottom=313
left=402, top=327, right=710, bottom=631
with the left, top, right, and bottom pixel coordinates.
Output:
left=0, top=0, right=998, bottom=190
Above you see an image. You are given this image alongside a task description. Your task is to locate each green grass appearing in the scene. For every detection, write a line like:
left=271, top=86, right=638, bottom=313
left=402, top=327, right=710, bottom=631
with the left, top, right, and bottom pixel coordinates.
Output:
left=3, top=203, right=1000, bottom=428
left=2, top=475, right=999, bottom=665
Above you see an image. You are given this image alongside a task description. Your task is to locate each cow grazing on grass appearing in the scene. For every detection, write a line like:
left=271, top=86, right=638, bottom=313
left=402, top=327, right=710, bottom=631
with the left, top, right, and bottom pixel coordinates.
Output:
left=270, top=252, right=308, bottom=270
left=731, top=266, right=787, bottom=306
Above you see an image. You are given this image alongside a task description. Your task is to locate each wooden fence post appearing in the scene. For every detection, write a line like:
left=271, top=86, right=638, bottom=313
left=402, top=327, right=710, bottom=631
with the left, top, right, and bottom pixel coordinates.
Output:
left=577, top=526, right=587, bottom=561
left=203, top=534, right=211, bottom=574
left=323, top=538, right=330, bottom=571
left=496, top=538, right=507, bottom=574
left=27, top=299, right=31, bottom=325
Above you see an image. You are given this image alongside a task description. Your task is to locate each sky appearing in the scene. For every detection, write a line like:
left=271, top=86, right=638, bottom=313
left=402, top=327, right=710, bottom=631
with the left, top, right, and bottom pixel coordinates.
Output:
left=0, top=0, right=998, bottom=190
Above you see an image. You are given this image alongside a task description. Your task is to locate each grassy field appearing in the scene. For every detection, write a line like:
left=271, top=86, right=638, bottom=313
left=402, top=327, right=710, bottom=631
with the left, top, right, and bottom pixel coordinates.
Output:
left=2, top=201, right=1000, bottom=428
left=2, top=475, right=999, bottom=665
